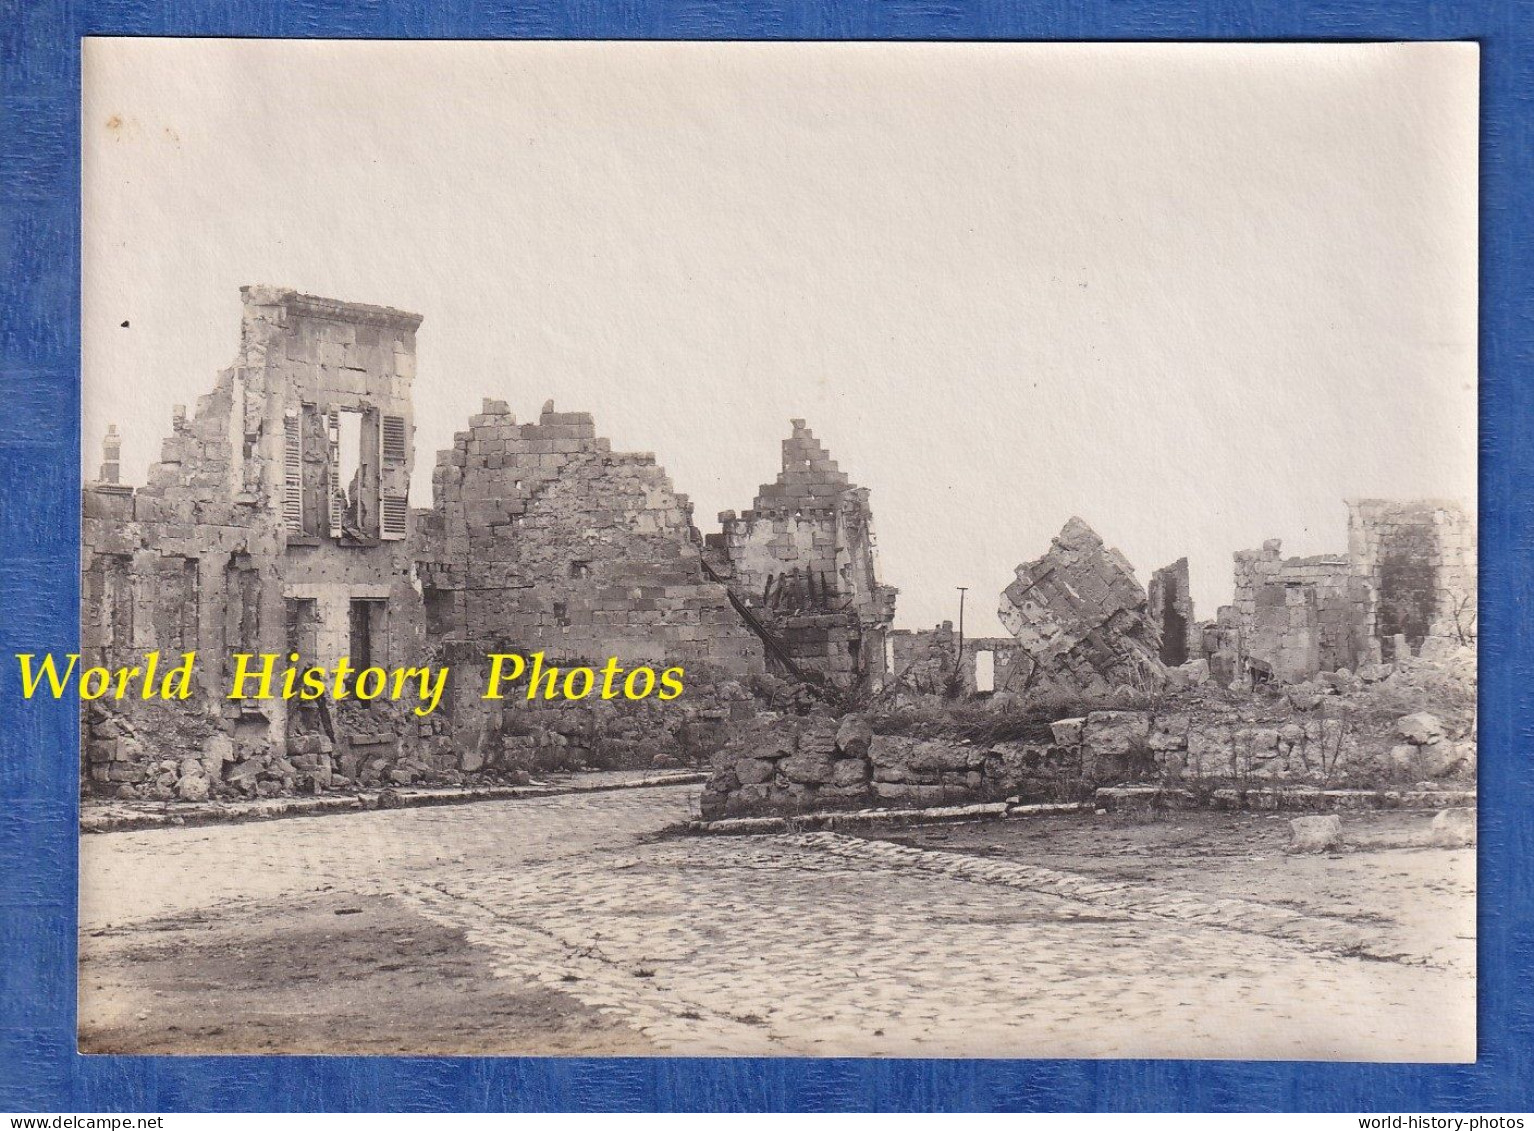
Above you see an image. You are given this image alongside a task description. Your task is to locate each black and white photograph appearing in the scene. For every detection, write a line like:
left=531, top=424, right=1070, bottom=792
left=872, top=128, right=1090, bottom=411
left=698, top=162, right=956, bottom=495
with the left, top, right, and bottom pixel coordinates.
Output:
left=73, top=39, right=1477, bottom=1060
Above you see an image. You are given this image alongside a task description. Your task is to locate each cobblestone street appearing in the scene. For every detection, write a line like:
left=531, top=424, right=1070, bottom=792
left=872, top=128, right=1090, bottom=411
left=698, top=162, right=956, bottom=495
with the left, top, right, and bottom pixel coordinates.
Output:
left=79, top=784, right=1475, bottom=1060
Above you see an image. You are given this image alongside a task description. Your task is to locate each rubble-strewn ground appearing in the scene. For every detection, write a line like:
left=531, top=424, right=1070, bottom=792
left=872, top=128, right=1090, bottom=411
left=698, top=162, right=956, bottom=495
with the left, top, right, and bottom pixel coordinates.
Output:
left=79, top=783, right=1473, bottom=1060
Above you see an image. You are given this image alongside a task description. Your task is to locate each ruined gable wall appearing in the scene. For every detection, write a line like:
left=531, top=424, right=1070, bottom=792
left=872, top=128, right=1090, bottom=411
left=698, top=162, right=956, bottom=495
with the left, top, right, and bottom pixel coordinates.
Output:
left=423, top=398, right=761, bottom=672
left=713, top=420, right=898, bottom=690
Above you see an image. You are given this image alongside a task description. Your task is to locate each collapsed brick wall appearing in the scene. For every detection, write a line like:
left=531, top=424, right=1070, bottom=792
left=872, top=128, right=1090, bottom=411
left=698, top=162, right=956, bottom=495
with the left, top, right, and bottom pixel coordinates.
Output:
left=707, top=420, right=898, bottom=692
left=418, top=399, right=766, bottom=773
left=82, top=287, right=427, bottom=800
left=997, top=517, right=1167, bottom=698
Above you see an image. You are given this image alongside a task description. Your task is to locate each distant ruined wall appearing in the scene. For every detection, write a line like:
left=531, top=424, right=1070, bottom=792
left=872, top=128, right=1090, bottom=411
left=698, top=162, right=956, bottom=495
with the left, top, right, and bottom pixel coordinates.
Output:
left=1147, top=558, right=1198, bottom=668
left=888, top=622, right=1026, bottom=697
left=1347, top=499, right=1476, bottom=657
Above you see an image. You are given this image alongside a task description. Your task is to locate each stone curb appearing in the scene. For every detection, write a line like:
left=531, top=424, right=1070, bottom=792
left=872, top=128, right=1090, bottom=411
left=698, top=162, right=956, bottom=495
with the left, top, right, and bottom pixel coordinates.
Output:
left=80, top=771, right=709, bottom=834
left=689, top=785, right=1479, bottom=836
left=1094, top=785, right=1478, bottom=812
left=688, top=801, right=1092, bottom=836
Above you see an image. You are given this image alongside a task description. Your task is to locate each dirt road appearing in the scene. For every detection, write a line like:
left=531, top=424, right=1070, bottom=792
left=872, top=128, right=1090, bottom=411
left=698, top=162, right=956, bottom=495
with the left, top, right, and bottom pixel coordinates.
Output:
left=78, top=786, right=1474, bottom=1059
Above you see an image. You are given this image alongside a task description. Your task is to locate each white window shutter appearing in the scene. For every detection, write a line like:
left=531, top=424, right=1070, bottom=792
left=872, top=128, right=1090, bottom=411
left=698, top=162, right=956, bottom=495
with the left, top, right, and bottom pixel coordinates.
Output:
left=381, top=413, right=407, bottom=464
left=381, top=493, right=408, bottom=540
left=282, top=410, right=303, bottom=531
left=327, top=409, right=343, bottom=538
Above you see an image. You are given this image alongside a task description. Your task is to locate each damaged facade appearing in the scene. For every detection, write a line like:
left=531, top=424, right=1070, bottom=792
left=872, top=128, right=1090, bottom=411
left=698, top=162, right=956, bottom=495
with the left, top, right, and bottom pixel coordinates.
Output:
left=80, top=289, right=900, bottom=800
left=83, top=288, right=426, bottom=800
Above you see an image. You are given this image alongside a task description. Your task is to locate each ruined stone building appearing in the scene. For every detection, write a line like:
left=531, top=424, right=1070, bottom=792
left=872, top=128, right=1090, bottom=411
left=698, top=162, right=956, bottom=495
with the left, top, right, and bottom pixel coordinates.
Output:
left=705, top=420, right=898, bottom=693
left=1210, top=500, right=1475, bottom=685
left=1220, top=542, right=1373, bottom=684
left=83, top=287, right=425, bottom=797
left=81, top=289, right=905, bottom=799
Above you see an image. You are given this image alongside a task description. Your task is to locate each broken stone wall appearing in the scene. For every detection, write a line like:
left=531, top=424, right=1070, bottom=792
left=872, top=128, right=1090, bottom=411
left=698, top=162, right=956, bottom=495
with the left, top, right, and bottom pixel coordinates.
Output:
left=1147, top=558, right=1199, bottom=667
left=419, top=399, right=766, bottom=774
left=700, top=713, right=1075, bottom=820
left=708, top=420, right=898, bottom=693
left=1229, top=541, right=1373, bottom=682
left=888, top=622, right=1028, bottom=697
left=1347, top=499, right=1476, bottom=657
left=1222, top=497, right=1473, bottom=686
left=997, top=517, right=1166, bottom=698
left=1058, top=659, right=1475, bottom=791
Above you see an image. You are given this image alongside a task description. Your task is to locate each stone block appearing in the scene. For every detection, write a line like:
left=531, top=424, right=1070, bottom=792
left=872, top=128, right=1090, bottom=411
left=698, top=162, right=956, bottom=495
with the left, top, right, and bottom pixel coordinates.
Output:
left=830, top=758, right=868, bottom=787
left=905, top=741, right=983, bottom=772
left=1288, top=814, right=1343, bottom=853
left=1050, top=717, right=1085, bottom=746
left=735, top=758, right=775, bottom=785
left=780, top=752, right=836, bottom=785
left=1397, top=712, right=1445, bottom=745
left=1429, top=807, right=1476, bottom=847
left=834, top=714, right=873, bottom=758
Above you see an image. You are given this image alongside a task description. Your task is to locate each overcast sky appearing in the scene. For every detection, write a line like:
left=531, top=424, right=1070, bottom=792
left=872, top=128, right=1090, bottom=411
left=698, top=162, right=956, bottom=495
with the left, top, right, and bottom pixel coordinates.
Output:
left=82, top=40, right=1477, bottom=635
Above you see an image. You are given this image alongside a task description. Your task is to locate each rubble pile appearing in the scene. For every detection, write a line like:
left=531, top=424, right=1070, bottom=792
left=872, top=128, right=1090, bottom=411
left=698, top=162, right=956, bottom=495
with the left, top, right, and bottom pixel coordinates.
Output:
left=701, top=642, right=1476, bottom=820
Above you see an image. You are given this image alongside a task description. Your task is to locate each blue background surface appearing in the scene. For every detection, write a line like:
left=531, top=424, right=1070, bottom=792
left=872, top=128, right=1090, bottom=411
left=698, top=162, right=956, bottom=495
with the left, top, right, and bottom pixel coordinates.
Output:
left=1, top=0, right=1530, bottom=1113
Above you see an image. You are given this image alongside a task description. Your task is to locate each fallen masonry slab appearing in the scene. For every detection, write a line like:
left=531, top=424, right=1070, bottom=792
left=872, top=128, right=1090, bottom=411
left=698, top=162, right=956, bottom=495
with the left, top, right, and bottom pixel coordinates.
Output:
left=81, top=770, right=708, bottom=833
left=998, top=517, right=1168, bottom=697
